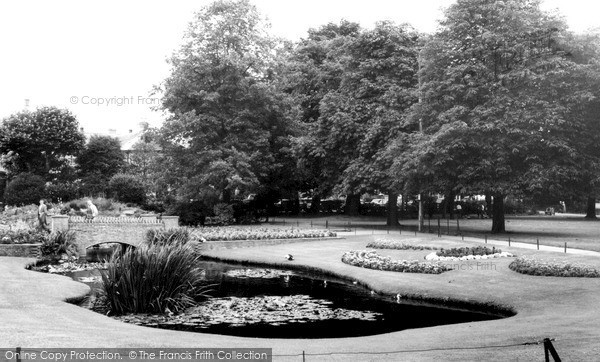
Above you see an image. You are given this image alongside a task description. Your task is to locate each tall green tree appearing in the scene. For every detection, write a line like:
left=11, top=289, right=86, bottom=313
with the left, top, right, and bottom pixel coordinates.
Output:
left=286, top=21, right=420, bottom=222
left=556, top=32, right=600, bottom=218
left=77, top=135, right=125, bottom=196
left=403, top=0, right=583, bottom=233
left=77, top=135, right=124, bottom=179
left=158, top=0, right=296, bottom=205
left=0, top=106, right=85, bottom=181
left=283, top=21, right=361, bottom=212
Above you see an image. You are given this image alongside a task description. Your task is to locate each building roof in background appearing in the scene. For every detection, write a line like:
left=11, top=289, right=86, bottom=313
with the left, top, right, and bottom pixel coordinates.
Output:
left=84, top=127, right=146, bottom=152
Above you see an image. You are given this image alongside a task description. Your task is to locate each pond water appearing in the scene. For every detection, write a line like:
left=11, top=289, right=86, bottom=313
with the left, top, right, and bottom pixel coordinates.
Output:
left=67, top=260, right=508, bottom=339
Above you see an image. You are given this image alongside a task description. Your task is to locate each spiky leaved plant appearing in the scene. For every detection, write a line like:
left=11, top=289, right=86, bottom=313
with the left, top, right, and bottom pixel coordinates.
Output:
left=99, top=241, right=210, bottom=315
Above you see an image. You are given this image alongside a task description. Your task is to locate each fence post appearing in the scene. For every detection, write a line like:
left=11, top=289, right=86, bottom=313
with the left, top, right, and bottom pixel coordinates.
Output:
left=428, top=216, right=431, bottom=233
left=437, top=217, right=441, bottom=237
left=485, top=235, right=487, bottom=244
left=302, top=350, right=306, bottom=362
left=310, top=220, right=313, bottom=228
left=537, top=238, right=539, bottom=250
left=325, top=220, right=328, bottom=229
left=508, top=237, right=511, bottom=247
left=564, top=242, right=567, bottom=253
left=543, top=338, right=561, bottom=362
left=456, top=218, right=460, bottom=234
left=447, top=218, right=450, bottom=235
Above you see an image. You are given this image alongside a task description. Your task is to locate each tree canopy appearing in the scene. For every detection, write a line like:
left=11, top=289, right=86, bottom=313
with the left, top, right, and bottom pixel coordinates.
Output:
left=158, top=0, right=296, bottom=203
left=0, top=106, right=85, bottom=181
left=398, top=0, right=597, bottom=232
left=284, top=20, right=420, bottom=219
left=77, top=135, right=124, bottom=180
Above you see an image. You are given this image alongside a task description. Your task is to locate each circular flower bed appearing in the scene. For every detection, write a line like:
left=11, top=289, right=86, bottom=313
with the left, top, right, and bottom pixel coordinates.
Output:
left=366, top=238, right=438, bottom=251
left=342, top=250, right=451, bottom=274
left=509, top=257, right=600, bottom=277
left=425, top=246, right=514, bottom=261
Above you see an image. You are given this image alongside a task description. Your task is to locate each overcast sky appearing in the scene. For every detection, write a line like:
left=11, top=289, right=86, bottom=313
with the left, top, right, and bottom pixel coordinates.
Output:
left=0, top=0, right=598, bottom=134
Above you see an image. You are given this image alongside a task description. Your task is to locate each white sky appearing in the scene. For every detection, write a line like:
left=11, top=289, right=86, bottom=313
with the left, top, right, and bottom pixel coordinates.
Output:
left=0, top=0, right=597, bottom=134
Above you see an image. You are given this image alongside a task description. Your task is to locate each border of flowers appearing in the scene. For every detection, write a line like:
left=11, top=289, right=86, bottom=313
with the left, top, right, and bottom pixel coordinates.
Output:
left=366, top=239, right=438, bottom=251
left=342, top=250, right=451, bottom=274
left=509, top=256, right=600, bottom=278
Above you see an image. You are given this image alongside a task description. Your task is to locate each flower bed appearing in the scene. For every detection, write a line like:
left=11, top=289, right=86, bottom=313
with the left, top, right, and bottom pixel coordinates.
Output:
left=0, top=229, right=47, bottom=244
left=425, top=246, right=514, bottom=261
left=190, top=227, right=336, bottom=242
left=342, top=250, right=451, bottom=274
left=509, top=257, right=600, bottom=277
left=28, top=258, right=107, bottom=273
left=366, top=238, right=438, bottom=251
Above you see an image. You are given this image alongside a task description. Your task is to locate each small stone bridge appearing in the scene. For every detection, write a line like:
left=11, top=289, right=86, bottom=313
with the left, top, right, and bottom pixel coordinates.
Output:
left=51, top=214, right=179, bottom=259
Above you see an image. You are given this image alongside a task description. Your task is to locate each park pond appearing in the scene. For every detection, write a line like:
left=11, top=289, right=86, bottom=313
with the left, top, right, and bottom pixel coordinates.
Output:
left=64, top=260, right=510, bottom=338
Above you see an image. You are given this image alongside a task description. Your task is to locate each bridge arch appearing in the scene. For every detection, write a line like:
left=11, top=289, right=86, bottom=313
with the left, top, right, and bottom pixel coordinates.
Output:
left=50, top=215, right=179, bottom=260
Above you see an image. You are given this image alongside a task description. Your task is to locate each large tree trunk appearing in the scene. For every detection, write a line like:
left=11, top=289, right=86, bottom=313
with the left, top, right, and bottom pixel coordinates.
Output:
left=291, top=195, right=300, bottom=215
left=310, top=195, right=321, bottom=214
left=491, top=194, right=506, bottom=233
left=345, top=194, right=361, bottom=216
left=222, top=189, right=231, bottom=204
left=485, top=193, right=492, bottom=218
left=445, top=190, right=456, bottom=219
left=585, top=196, right=597, bottom=219
left=386, top=193, right=399, bottom=227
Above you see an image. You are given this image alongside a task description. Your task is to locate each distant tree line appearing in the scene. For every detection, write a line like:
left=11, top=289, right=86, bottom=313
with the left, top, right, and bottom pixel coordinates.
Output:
left=1, top=0, right=599, bottom=232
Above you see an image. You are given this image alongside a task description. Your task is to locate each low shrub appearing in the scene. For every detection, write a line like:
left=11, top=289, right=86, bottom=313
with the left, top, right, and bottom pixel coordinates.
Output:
left=98, top=242, right=211, bottom=315
left=213, top=203, right=234, bottom=225
left=509, top=257, right=600, bottom=277
left=342, top=250, right=451, bottom=274
left=108, top=174, right=146, bottom=205
left=436, top=246, right=500, bottom=258
left=146, top=228, right=190, bottom=246
left=40, top=230, right=78, bottom=258
left=0, top=229, right=47, bottom=244
left=60, top=197, right=132, bottom=217
left=45, top=182, right=80, bottom=203
left=79, top=173, right=109, bottom=197
left=3, top=173, right=45, bottom=206
left=0, top=203, right=54, bottom=230
left=165, top=200, right=211, bottom=226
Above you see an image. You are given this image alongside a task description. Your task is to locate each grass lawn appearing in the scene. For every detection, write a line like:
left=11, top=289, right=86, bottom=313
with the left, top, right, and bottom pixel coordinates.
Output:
left=200, top=233, right=600, bottom=361
left=268, top=214, right=600, bottom=252
left=3, top=225, right=599, bottom=361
